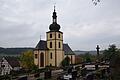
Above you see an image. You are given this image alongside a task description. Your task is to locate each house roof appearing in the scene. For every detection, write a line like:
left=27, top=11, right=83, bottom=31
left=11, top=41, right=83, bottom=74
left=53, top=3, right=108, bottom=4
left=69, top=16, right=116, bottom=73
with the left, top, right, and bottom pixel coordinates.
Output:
left=4, top=57, right=20, bottom=68
left=63, top=44, right=75, bottom=55
left=34, top=40, right=75, bottom=55
left=0, top=57, right=2, bottom=62
left=35, top=40, right=48, bottom=50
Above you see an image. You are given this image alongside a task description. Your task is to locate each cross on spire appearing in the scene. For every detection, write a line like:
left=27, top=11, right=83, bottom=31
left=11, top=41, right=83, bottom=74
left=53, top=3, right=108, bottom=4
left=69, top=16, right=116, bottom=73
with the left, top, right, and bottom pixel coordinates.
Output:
left=54, top=4, right=56, bottom=12
left=53, top=2, right=56, bottom=10
left=52, top=5, right=57, bottom=23
left=49, top=5, right=60, bottom=31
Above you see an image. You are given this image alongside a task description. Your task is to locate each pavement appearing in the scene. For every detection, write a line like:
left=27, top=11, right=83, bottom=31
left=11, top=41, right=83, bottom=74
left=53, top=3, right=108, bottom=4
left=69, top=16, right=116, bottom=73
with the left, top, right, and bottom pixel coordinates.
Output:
left=27, top=69, right=63, bottom=80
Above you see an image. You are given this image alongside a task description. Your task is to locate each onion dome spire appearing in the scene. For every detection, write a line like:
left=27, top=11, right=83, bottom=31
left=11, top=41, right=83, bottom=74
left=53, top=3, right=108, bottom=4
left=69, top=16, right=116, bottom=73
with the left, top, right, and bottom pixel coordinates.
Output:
left=52, top=5, right=57, bottom=22
left=49, top=6, right=60, bottom=31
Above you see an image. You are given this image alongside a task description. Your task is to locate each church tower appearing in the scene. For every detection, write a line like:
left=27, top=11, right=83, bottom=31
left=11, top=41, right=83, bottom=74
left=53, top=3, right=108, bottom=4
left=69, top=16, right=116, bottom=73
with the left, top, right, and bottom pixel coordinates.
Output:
left=46, top=6, right=64, bottom=67
left=34, top=6, right=75, bottom=68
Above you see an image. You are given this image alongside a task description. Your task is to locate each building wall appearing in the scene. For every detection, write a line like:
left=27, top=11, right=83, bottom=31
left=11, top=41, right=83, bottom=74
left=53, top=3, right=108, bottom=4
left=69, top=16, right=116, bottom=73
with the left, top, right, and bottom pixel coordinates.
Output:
left=0, top=58, right=12, bottom=75
left=34, top=50, right=39, bottom=66
left=34, top=31, right=76, bottom=68
left=72, top=55, right=75, bottom=64
left=56, top=50, right=64, bottom=66
left=47, top=50, right=56, bottom=66
left=46, top=31, right=64, bottom=67
left=47, top=32, right=63, bottom=40
left=64, top=55, right=75, bottom=64
left=34, top=50, right=46, bottom=68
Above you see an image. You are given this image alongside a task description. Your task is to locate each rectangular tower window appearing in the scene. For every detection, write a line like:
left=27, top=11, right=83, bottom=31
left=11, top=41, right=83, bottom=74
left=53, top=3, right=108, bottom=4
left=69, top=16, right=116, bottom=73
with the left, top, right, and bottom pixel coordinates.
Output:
left=59, top=42, right=61, bottom=48
left=58, top=34, right=60, bottom=38
left=50, top=42, right=52, bottom=48
left=50, top=34, right=52, bottom=38
left=50, top=53, right=52, bottom=59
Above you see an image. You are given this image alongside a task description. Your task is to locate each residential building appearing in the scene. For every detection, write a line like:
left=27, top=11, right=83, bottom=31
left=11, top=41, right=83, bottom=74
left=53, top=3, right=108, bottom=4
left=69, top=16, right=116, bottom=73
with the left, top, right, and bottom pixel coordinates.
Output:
left=0, top=57, right=20, bottom=75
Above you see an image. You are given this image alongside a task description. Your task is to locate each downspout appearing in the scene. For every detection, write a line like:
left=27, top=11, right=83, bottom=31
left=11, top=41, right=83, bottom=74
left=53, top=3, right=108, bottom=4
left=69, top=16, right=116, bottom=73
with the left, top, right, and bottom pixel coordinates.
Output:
left=55, top=32, right=57, bottom=67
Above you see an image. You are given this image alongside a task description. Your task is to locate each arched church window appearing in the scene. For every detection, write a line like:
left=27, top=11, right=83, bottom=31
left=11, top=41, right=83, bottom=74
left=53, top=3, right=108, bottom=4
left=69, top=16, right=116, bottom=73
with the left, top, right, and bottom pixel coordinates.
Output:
left=58, top=34, right=60, bottom=38
left=50, top=34, right=52, bottom=38
left=59, top=42, right=61, bottom=48
left=35, top=54, right=38, bottom=58
left=40, top=53, right=44, bottom=67
left=50, top=42, right=52, bottom=48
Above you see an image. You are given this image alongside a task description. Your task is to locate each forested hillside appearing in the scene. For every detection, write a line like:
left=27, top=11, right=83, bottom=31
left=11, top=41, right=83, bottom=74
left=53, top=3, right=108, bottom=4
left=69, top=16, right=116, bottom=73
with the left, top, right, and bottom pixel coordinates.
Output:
left=0, top=47, right=34, bottom=56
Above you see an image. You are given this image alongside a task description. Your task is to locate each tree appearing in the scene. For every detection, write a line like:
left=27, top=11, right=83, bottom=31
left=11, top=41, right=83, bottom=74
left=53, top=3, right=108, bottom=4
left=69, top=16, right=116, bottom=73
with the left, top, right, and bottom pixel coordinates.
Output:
left=61, top=56, right=70, bottom=67
left=20, top=50, right=34, bottom=69
left=109, top=49, right=120, bottom=80
left=103, top=44, right=118, bottom=61
left=92, top=0, right=100, bottom=6
left=84, top=52, right=92, bottom=63
left=102, top=44, right=120, bottom=79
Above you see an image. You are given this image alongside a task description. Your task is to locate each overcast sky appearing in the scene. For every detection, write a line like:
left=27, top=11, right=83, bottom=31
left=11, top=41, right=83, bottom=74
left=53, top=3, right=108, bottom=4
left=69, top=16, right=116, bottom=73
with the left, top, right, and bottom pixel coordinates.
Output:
left=0, top=0, right=120, bottom=50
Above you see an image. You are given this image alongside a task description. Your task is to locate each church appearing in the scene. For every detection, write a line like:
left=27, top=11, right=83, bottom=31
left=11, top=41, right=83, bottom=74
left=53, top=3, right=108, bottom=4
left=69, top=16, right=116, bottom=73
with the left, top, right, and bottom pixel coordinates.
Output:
left=34, top=7, right=75, bottom=68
